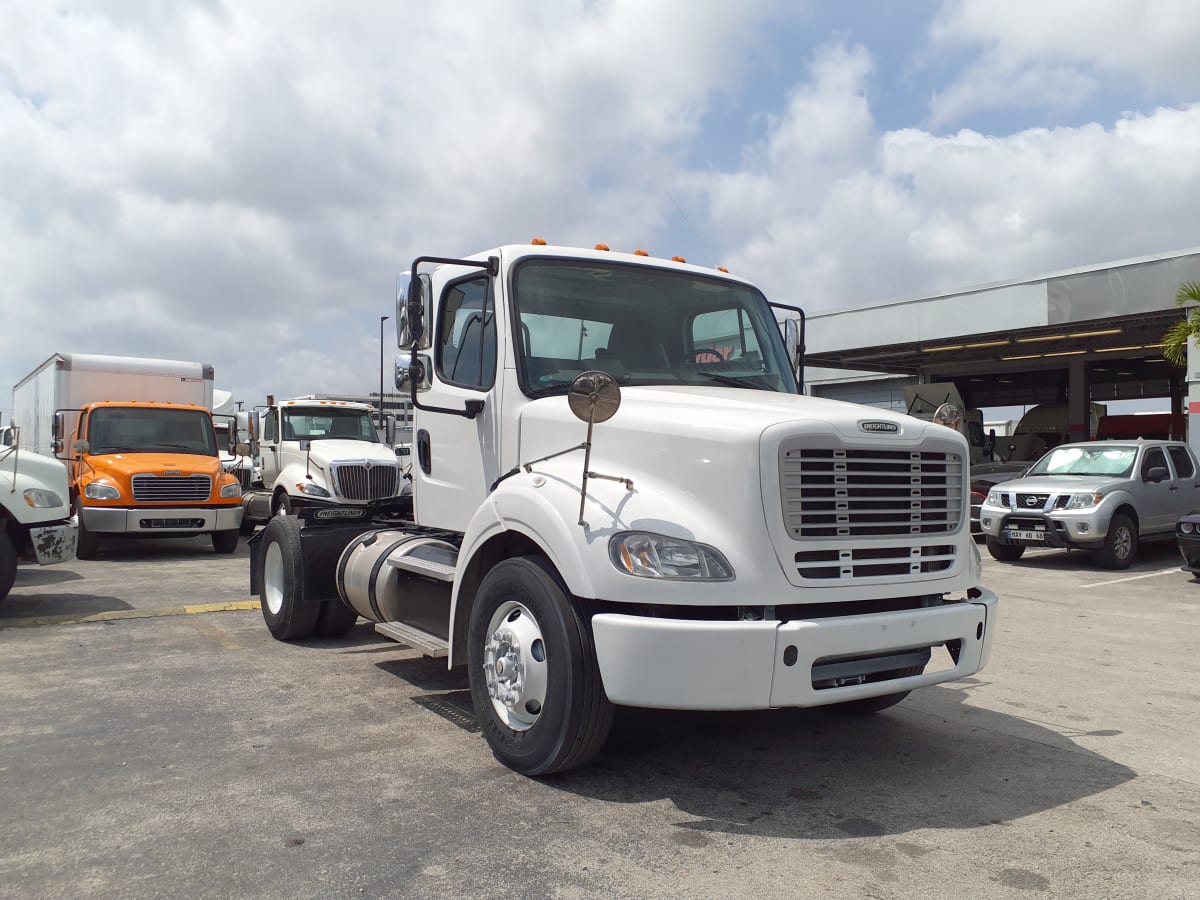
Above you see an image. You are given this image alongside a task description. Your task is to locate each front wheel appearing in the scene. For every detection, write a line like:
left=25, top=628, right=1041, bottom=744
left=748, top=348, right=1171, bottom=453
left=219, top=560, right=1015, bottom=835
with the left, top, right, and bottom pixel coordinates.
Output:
left=986, top=537, right=1025, bottom=562
left=1096, top=513, right=1137, bottom=570
left=211, top=529, right=239, bottom=554
left=257, top=514, right=319, bottom=640
left=0, top=529, right=17, bottom=603
left=467, top=557, right=613, bottom=776
left=272, top=492, right=293, bottom=517
left=74, top=498, right=100, bottom=560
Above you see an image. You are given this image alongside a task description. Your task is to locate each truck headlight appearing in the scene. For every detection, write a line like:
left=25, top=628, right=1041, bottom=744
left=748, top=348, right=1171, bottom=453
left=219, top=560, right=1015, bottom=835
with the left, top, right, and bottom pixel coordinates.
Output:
left=84, top=482, right=120, bottom=500
left=985, top=490, right=1003, bottom=507
left=24, top=488, right=64, bottom=508
left=296, top=482, right=331, bottom=498
left=1064, top=492, right=1102, bottom=510
left=609, top=532, right=734, bottom=581
left=220, top=481, right=242, bottom=498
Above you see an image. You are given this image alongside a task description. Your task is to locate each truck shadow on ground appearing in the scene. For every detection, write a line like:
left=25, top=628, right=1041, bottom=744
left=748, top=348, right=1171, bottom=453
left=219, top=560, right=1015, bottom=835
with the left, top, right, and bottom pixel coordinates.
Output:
left=0, top=590, right=131, bottom=620
left=83, top=536, right=252, bottom=562
left=991, top=539, right=1182, bottom=575
left=369, top=651, right=1137, bottom=840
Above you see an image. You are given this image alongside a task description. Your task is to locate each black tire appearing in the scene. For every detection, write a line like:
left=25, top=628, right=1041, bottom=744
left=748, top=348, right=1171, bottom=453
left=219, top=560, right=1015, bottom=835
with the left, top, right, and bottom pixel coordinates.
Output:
left=238, top=515, right=256, bottom=536
left=0, top=528, right=17, bottom=604
left=74, top=498, right=100, bottom=560
left=256, top=514, right=320, bottom=640
left=211, top=529, right=239, bottom=554
left=986, top=537, right=1025, bottom=562
left=467, top=556, right=613, bottom=776
left=832, top=666, right=924, bottom=714
left=314, top=596, right=359, bottom=637
left=1096, top=513, right=1138, bottom=570
left=272, top=492, right=293, bottom=517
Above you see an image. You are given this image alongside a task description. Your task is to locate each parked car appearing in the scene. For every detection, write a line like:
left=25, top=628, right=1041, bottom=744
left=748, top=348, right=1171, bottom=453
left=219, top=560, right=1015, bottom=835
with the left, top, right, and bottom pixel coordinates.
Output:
left=1179, top=512, right=1200, bottom=580
left=970, top=463, right=1028, bottom=535
left=979, top=440, right=1200, bottom=569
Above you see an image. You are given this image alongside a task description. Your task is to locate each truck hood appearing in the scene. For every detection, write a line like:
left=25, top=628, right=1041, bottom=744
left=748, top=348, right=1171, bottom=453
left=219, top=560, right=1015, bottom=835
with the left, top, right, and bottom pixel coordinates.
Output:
left=86, top=452, right=223, bottom=477
left=517, top=385, right=932, bottom=457
left=300, top=440, right=399, bottom=468
left=994, top=474, right=1130, bottom=495
left=0, top=447, right=72, bottom=514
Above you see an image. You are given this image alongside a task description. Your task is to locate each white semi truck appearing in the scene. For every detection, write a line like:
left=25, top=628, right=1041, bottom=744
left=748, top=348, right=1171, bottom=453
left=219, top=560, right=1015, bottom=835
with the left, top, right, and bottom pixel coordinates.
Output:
left=251, top=243, right=998, bottom=775
left=237, top=397, right=408, bottom=533
left=1, top=434, right=77, bottom=604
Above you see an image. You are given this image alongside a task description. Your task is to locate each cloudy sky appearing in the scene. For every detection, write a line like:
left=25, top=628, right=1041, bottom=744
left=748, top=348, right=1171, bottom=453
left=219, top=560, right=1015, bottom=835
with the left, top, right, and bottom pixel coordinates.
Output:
left=4, top=0, right=1200, bottom=418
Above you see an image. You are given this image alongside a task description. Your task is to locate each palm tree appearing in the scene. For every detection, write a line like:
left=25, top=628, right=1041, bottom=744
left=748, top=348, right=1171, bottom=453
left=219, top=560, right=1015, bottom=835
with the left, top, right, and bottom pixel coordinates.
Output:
left=1164, top=281, right=1200, bottom=367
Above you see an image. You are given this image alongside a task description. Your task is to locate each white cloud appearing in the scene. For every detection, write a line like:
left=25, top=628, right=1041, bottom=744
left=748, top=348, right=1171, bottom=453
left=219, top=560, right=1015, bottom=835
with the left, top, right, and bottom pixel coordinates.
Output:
left=684, top=40, right=1200, bottom=314
left=0, top=0, right=781, bottom=409
left=927, top=0, right=1200, bottom=126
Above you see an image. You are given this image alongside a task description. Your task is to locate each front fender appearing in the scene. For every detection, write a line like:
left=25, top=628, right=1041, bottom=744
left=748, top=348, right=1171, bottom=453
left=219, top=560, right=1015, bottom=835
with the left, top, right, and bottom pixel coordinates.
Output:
left=448, top=475, right=598, bottom=666
left=273, top=462, right=333, bottom=500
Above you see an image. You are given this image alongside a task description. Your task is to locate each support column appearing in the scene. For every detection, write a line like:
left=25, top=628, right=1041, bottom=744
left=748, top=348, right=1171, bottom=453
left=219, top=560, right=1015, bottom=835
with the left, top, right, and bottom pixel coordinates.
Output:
left=1067, top=358, right=1091, bottom=443
left=1189, top=337, right=1200, bottom=457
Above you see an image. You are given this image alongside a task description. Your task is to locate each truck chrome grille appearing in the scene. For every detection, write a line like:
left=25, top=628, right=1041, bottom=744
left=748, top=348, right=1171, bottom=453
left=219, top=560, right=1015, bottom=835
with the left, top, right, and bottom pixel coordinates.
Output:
left=794, top=545, right=957, bottom=581
left=782, top=448, right=963, bottom=539
left=131, top=474, right=212, bottom=502
left=234, top=468, right=253, bottom=490
left=331, top=462, right=398, bottom=501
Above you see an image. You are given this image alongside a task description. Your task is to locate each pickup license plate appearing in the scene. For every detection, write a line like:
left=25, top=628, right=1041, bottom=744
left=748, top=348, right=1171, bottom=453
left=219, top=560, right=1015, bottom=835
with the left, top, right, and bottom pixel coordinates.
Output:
left=1006, top=529, right=1045, bottom=542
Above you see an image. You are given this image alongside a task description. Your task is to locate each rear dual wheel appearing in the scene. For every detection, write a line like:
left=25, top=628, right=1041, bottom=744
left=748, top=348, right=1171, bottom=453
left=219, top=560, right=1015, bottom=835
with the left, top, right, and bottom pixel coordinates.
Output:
left=467, top=556, right=613, bottom=776
left=257, top=515, right=357, bottom=640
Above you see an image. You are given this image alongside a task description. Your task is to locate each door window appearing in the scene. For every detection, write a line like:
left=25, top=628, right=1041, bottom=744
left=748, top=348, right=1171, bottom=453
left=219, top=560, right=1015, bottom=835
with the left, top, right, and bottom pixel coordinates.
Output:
left=1141, top=447, right=1167, bottom=480
left=263, top=411, right=278, bottom=443
left=437, top=275, right=496, bottom=390
left=1168, top=446, right=1195, bottom=479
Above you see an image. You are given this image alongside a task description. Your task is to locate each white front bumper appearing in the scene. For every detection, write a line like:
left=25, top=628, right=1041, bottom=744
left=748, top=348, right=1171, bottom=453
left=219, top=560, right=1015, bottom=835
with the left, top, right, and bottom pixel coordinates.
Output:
left=591, top=590, right=998, bottom=710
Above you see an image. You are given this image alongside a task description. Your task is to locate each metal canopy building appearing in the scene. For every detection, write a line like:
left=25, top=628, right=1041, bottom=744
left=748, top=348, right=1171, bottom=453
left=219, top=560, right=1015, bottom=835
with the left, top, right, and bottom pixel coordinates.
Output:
left=804, top=246, right=1196, bottom=444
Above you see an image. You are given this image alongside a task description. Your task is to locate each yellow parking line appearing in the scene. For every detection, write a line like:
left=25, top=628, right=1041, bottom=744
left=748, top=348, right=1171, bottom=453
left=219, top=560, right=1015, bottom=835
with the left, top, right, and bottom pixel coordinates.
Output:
left=1, top=600, right=260, bottom=630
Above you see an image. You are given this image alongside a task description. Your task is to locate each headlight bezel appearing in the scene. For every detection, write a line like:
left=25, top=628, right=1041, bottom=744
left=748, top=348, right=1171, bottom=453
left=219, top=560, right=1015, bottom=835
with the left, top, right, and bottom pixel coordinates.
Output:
left=608, top=531, right=735, bottom=582
left=295, top=482, right=331, bottom=498
left=1182, top=521, right=1196, bottom=535
left=83, top=481, right=121, bottom=500
left=219, top=481, right=242, bottom=499
left=1063, top=492, right=1103, bottom=510
left=23, top=488, right=64, bottom=509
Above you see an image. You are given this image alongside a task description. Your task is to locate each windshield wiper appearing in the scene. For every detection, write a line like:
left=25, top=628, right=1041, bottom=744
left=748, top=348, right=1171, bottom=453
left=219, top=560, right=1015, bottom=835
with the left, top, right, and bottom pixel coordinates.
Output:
left=152, top=443, right=210, bottom=453
left=696, top=371, right=772, bottom=390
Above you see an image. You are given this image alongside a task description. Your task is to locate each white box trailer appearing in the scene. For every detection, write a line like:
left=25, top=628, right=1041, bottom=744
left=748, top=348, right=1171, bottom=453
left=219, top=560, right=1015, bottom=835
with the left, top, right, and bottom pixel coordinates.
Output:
left=13, top=354, right=214, bottom=457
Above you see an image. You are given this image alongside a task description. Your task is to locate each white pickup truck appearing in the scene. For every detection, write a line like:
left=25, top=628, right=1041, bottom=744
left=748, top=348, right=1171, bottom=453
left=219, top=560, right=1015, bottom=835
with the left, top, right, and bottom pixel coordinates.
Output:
left=980, top=439, right=1200, bottom=568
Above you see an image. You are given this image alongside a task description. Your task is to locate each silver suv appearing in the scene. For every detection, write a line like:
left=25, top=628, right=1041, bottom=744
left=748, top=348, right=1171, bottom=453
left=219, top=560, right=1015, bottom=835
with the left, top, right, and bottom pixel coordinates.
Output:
left=979, top=440, right=1200, bottom=569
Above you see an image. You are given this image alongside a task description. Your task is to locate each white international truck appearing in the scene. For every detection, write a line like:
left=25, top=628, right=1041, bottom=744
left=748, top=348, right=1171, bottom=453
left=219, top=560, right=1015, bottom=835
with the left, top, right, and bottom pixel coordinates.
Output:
left=236, top=396, right=408, bottom=533
left=251, top=243, right=998, bottom=775
left=1, top=435, right=77, bottom=603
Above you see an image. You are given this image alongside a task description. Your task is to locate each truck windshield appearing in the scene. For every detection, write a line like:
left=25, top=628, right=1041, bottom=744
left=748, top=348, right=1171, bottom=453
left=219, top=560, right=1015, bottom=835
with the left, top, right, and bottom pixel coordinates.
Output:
left=1026, top=445, right=1137, bottom=477
left=281, top=408, right=379, bottom=442
left=511, top=260, right=798, bottom=397
left=88, top=407, right=217, bottom=456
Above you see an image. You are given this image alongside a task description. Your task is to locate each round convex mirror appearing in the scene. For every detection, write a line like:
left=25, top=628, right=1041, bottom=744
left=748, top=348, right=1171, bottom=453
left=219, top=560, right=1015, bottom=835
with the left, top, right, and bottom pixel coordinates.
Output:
left=567, top=371, right=621, bottom=423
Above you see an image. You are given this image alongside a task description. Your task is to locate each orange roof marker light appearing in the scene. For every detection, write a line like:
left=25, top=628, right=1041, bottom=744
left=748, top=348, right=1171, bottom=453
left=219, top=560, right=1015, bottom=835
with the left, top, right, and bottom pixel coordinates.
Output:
left=717, top=266, right=729, bottom=273
left=671, top=255, right=686, bottom=263
left=531, top=237, right=547, bottom=245
left=634, top=249, right=649, bottom=257
left=595, top=243, right=610, bottom=251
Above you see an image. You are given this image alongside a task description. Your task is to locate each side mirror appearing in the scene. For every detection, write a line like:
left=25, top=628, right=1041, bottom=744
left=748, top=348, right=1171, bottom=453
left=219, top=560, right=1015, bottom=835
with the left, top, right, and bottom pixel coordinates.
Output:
left=1146, top=465, right=1169, bottom=483
left=396, top=272, right=432, bottom=350
left=53, top=411, right=65, bottom=442
left=73, top=439, right=91, bottom=456
left=396, top=350, right=430, bottom=393
left=234, top=442, right=251, bottom=457
left=385, top=415, right=397, bottom=447
left=783, top=318, right=801, bottom=377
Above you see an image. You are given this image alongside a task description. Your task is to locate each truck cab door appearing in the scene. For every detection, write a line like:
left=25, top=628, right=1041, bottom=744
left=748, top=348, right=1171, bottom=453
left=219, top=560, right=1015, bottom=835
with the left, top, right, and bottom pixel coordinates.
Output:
left=1138, top=446, right=1174, bottom=532
left=258, top=408, right=282, bottom=487
left=412, top=271, right=502, bottom=532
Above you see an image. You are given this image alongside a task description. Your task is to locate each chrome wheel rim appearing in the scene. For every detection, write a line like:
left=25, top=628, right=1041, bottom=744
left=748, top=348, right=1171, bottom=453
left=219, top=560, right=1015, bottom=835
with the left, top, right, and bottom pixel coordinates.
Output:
left=1114, top=526, right=1133, bottom=561
left=482, top=601, right=548, bottom=732
left=264, top=542, right=285, bottom=615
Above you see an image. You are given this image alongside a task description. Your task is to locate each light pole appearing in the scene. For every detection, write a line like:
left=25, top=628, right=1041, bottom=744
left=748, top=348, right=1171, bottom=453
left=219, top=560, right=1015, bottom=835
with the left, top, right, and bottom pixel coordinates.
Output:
left=379, top=315, right=389, bottom=431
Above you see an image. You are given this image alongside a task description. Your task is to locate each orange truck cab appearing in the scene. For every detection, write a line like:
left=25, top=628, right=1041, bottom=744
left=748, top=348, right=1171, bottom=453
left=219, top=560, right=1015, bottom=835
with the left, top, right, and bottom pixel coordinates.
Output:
left=57, top=400, right=244, bottom=558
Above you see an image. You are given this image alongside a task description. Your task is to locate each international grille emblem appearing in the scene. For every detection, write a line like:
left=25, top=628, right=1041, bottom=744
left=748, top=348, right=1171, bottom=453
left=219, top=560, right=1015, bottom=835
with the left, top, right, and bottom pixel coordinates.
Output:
left=860, top=421, right=899, bottom=434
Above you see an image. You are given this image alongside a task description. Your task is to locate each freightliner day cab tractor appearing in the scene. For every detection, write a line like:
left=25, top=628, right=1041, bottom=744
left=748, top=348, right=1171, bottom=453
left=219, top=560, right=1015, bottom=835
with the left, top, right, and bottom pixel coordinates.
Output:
left=236, top=397, right=408, bottom=534
left=251, top=242, right=999, bottom=775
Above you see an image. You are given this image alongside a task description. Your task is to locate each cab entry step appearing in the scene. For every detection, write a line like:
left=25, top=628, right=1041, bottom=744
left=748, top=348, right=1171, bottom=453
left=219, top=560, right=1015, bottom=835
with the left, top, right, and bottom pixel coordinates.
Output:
left=387, top=555, right=456, bottom=582
left=375, top=621, right=450, bottom=658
